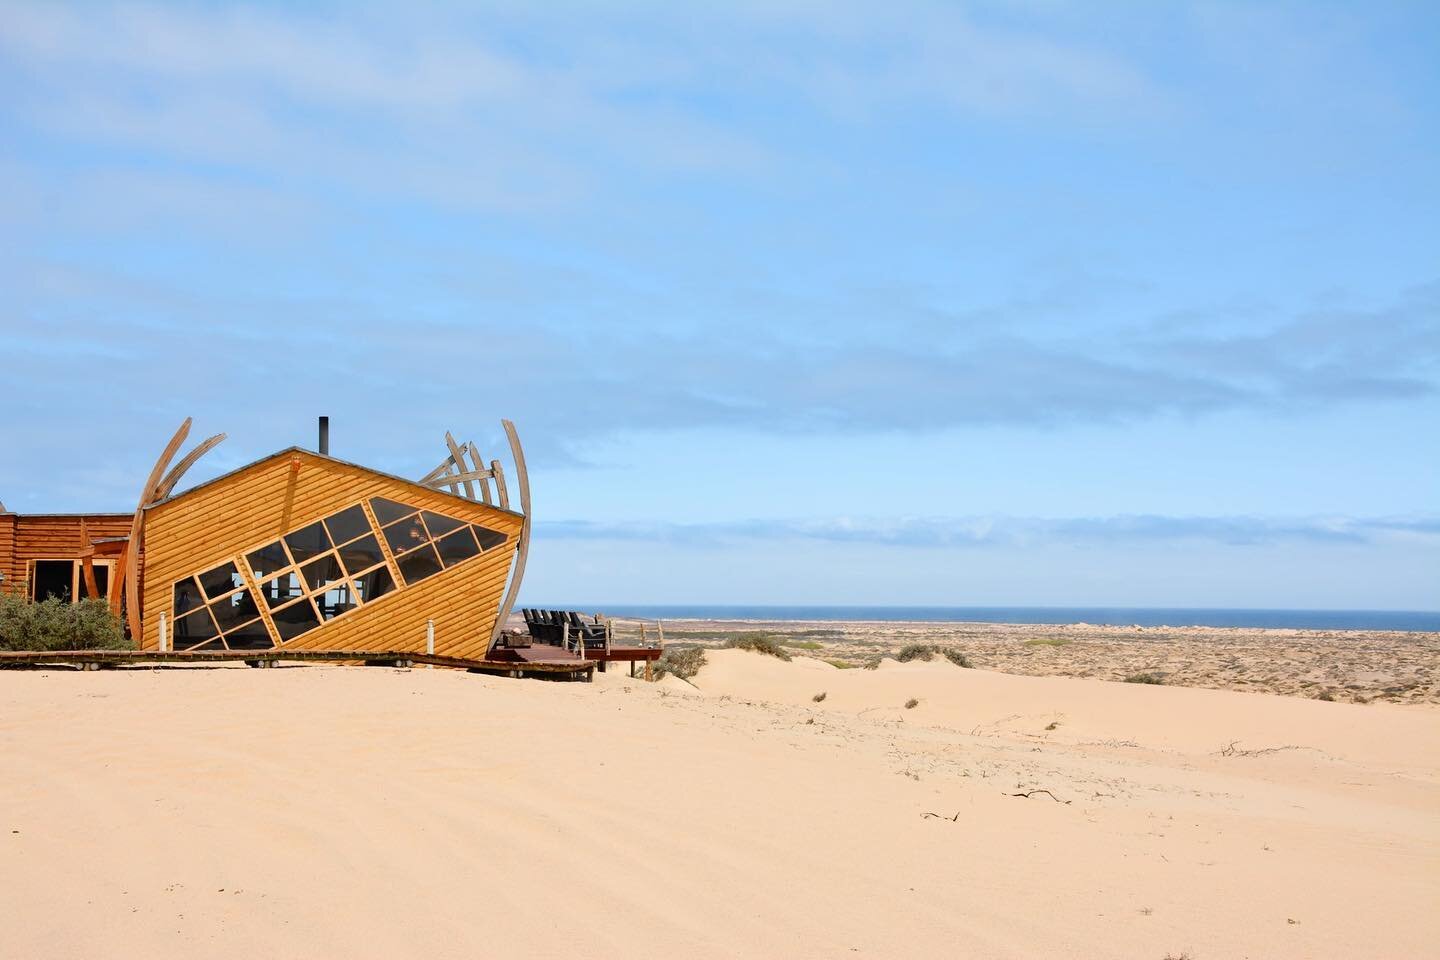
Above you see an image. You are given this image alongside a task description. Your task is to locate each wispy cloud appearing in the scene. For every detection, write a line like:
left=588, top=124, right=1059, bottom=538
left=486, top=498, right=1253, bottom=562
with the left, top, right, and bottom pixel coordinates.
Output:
left=537, top=513, right=1440, bottom=548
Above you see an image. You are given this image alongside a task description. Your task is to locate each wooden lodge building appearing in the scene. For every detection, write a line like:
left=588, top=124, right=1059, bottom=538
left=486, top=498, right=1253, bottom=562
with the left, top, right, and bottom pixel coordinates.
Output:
left=0, top=417, right=573, bottom=669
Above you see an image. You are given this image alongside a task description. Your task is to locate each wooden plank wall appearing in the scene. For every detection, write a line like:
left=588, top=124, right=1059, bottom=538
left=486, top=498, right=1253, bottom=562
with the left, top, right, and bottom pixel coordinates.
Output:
left=0, top=512, right=13, bottom=594
left=0, top=514, right=132, bottom=595
left=142, top=450, right=523, bottom=657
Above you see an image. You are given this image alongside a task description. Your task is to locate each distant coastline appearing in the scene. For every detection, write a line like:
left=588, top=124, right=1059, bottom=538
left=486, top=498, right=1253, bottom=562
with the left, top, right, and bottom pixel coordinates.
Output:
left=561, top=605, right=1440, bottom=632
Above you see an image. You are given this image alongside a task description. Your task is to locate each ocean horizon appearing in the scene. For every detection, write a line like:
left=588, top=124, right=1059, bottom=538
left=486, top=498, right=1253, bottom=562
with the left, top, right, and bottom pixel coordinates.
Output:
left=558, top=605, right=1440, bottom=632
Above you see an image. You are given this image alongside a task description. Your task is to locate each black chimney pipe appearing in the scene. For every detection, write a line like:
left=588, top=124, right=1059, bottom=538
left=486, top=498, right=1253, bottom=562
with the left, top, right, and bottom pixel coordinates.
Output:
left=318, top=416, right=330, bottom=456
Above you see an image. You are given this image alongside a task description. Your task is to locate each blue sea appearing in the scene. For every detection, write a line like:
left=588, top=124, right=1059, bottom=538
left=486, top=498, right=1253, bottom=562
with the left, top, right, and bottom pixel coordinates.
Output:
left=578, top=605, right=1440, bottom=632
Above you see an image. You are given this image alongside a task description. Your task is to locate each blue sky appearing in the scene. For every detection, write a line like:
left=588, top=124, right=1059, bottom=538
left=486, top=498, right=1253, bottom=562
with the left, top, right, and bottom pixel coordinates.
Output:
left=1, top=1, right=1436, bottom=609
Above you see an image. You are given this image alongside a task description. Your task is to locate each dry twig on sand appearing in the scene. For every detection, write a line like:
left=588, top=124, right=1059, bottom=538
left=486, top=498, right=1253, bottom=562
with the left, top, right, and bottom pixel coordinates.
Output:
left=1006, top=789, right=1071, bottom=804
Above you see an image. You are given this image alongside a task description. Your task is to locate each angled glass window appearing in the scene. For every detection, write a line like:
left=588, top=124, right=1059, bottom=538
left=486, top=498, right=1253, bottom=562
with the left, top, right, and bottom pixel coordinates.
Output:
left=173, top=605, right=219, bottom=648
left=382, top=514, right=428, bottom=556
left=198, top=562, right=244, bottom=600
left=352, top=566, right=395, bottom=603
left=435, top=527, right=480, bottom=567
left=315, top=584, right=357, bottom=621
left=259, top=571, right=304, bottom=609
left=300, top=553, right=345, bottom=592
left=369, top=497, right=415, bottom=525
left=284, top=521, right=332, bottom=564
left=337, top=535, right=384, bottom=577
left=473, top=525, right=507, bottom=551
left=421, top=510, right=465, bottom=539
left=223, top=619, right=273, bottom=650
left=209, top=589, right=262, bottom=633
left=271, top=598, right=321, bottom=641
left=173, top=578, right=205, bottom=618
left=246, top=541, right=291, bottom=579
left=323, top=505, right=371, bottom=546
left=397, top=544, right=443, bottom=585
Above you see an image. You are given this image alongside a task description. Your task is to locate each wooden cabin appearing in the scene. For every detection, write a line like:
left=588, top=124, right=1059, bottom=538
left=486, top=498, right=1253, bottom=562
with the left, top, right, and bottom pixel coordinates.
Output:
left=0, top=509, right=132, bottom=602
left=2, top=418, right=537, bottom=664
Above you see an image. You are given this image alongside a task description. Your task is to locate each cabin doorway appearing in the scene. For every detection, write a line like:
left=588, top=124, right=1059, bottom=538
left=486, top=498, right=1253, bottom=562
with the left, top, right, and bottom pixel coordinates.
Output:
left=29, top=559, right=114, bottom=602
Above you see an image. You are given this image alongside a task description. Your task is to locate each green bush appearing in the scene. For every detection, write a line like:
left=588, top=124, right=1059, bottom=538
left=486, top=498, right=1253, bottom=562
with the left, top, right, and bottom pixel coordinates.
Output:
left=0, top=594, right=129, bottom=651
left=1123, top=672, right=1165, bottom=685
left=942, top=648, right=972, bottom=668
left=725, top=633, right=791, bottom=661
left=652, top=645, right=707, bottom=681
left=896, top=643, right=971, bottom=667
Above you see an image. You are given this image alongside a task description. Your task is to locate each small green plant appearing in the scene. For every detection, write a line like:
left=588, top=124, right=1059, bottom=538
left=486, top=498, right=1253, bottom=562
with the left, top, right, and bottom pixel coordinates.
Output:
left=812, top=691, right=827, bottom=703
left=725, top=633, right=791, bottom=661
left=1124, top=672, right=1165, bottom=685
left=942, top=648, right=972, bottom=668
left=825, top=658, right=855, bottom=670
left=904, top=698, right=920, bottom=709
left=0, top=594, right=129, bottom=651
left=896, top=643, right=937, bottom=662
left=652, top=645, right=707, bottom=681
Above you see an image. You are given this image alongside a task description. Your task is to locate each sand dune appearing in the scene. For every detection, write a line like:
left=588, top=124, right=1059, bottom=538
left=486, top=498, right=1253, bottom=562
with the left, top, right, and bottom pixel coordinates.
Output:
left=2, top=654, right=1436, bottom=958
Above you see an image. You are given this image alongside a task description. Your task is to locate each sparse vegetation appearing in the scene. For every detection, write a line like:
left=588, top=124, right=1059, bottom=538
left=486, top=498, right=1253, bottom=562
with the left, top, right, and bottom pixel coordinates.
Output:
left=943, top=648, right=972, bottom=668
left=862, top=655, right=884, bottom=670
left=812, top=691, right=827, bottom=702
left=651, top=645, right=707, bottom=681
left=825, top=658, right=855, bottom=670
left=0, top=595, right=129, bottom=652
left=785, top=640, right=824, bottom=651
left=1124, top=672, right=1166, bottom=685
left=724, top=633, right=791, bottom=661
left=904, top=698, right=919, bottom=709
left=1317, top=691, right=1335, bottom=702
left=1024, top=637, right=1072, bottom=647
left=895, top=643, right=971, bottom=667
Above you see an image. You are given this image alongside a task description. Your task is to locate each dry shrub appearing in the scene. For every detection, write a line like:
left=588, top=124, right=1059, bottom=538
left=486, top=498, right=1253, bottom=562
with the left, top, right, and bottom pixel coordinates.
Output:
left=652, top=646, right=706, bottom=681
left=725, top=633, right=791, bottom=661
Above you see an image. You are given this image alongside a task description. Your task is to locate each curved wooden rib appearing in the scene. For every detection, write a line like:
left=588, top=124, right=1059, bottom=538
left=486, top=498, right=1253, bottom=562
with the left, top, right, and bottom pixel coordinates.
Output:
left=489, top=419, right=531, bottom=648
left=154, top=432, right=226, bottom=501
left=467, top=442, right=494, bottom=506
left=111, top=419, right=193, bottom=643
left=444, top=432, right=475, bottom=501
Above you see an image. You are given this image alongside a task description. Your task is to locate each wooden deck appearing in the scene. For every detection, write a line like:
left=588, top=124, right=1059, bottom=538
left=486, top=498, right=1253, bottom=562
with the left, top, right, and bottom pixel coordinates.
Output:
left=492, top=642, right=662, bottom=664
left=0, top=648, right=594, bottom=681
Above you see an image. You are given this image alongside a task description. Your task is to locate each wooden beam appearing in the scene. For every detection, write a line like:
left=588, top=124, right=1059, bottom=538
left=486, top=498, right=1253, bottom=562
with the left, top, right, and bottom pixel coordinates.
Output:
left=467, top=442, right=493, bottom=506
left=489, top=458, right=509, bottom=510
left=490, top=419, right=532, bottom=648
left=420, top=467, right=495, bottom=489
left=112, top=418, right=192, bottom=643
left=153, top=432, right=227, bottom=501
left=420, top=455, right=460, bottom=485
left=444, top=432, right=475, bottom=501
left=78, top=519, right=100, bottom=601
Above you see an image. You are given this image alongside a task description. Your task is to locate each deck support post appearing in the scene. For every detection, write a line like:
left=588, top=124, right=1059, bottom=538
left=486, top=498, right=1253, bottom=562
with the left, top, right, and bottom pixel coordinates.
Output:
left=644, top=661, right=653, bottom=681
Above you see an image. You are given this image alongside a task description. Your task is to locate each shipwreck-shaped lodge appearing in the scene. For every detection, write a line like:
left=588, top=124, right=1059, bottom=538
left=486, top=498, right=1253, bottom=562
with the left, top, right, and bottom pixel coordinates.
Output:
left=1, top=417, right=654, bottom=678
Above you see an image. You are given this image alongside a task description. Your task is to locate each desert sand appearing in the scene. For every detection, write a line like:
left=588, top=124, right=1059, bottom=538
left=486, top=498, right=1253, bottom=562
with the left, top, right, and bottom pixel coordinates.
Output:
left=2, top=652, right=1437, bottom=959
